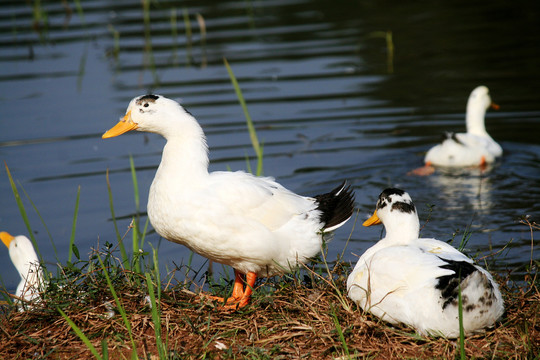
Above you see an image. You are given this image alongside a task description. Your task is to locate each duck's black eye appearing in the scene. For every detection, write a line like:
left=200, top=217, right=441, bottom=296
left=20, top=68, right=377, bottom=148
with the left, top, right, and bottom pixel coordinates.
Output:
left=144, top=103, right=149, bottom=107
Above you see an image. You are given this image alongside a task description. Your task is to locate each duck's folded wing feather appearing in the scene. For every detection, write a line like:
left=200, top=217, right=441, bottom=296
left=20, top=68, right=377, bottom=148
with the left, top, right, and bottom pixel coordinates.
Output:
left=352, top=246, right=454, bottom=293
left=416, top=238, right=474, bottom=264
left=207, top=171, right=318, bottom=231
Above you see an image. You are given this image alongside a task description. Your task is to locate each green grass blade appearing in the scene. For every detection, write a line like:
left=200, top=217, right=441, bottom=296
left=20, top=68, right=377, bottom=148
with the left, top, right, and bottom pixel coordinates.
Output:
left=319, top=242, right=351, bottom=312
left=101, top=339, right=109, bottom=360
left=132, top=217, right=141, bottom=274
left=77, top=44, right=87, bottom=92
left=183, top=250, right=194, bottom=286
left=129, top=156, right=141, bottom=274
left=105, top=169, right=129, bottom=267
left=129, top=155, right=140, bottom=213
left=330, top=305, right=350, bottom=358
left=339, top=209, right=359, bottom=262
left=0, top=278, right=14, bottom=305
left=73, top=0, right=86, bottom=25
left=58, top=307, right=103, bottom=360
left=458, top=274, right=466, bottom=360
left=458, top=221, right=473, bottom=252
left=107, top=24, right=120, bottom=59
left=196, top=13, right=207, bottom=67
left=141, top=0, right=159, bottom=85
left=170, top=8, right=178, bottom=63
left=150, top=244, right=161, bottom=300
left=183, top=8, right=192, bottom=65
left=367, top=30, right=394, bottom=74
left=145, top=272, right=166, bottom=359
left=140, top=217, right=149, bottom=250
left=385, top=30, right=394, bottom=74
left=223, top=57, right=263, bottom=176
left=18, top=182, right=58, bottom=262
left=96, top=253, right=138, bottom=356
left=4, top=163, right=41, bottom=259
left=68, top=186, right=81, bottom=263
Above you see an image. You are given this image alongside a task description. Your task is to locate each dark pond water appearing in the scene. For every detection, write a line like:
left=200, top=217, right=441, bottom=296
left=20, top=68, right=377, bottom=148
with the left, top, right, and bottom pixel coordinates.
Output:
left=1, top=0, right=539, bottom=293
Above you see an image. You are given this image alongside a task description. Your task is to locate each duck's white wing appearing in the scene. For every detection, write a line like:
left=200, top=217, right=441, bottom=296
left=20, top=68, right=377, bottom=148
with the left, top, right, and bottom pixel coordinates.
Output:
left=455, top=133, right=502, bottom=157
left=414, top=237, right=475, bottom=263
left=348, top=244, right=454, bottom=325
left=207, top=171, right=319, bottom=232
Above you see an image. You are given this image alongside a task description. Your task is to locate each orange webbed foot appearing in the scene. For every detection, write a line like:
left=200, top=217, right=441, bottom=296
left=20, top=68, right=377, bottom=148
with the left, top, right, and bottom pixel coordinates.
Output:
left=203, top=270, right=257, bottom=310
left=407, top=162, right=435, bottom=176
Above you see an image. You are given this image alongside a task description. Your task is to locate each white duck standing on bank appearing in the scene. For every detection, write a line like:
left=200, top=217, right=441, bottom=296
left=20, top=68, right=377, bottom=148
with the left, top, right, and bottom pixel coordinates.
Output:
left=347, top=188, right=504, bottom=338
left=412, top=86, right=501, bottom=175
left=1, top=231, right=44, bottom=304
left=103, top=94, right=355, bottom=309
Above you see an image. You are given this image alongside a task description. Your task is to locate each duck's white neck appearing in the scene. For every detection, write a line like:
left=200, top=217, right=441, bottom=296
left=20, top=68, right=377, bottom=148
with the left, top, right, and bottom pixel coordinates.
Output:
left=156, top=125, right=210, bottom=187
left=150, top=117, right=212, bottom=205
left=466, top=101, right=488, bottom=137
left=381, top=211, right=420, bottom=245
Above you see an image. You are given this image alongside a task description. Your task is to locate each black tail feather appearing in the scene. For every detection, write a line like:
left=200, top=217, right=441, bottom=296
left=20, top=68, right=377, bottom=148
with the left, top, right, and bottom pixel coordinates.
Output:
left=314, top=181, right=355, bottom=231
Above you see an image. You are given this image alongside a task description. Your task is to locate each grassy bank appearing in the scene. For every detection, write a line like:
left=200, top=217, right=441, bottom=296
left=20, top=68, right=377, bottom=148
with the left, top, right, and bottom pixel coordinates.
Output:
left=0, top=243, right=538, bottom=359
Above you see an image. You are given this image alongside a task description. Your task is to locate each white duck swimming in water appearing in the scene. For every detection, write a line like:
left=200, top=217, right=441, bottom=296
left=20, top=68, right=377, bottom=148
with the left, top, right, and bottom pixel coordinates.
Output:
left=103, top=94, right=355, bottom=309
left=347, top=188, right=504, bottom=338
left=412, top=86, right=501, bottom=175
left=1, top=232, right=44, bottom=304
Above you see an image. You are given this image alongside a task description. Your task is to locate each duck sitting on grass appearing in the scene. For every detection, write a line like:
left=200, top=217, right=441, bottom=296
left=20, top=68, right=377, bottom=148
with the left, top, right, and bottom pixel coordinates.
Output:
left=103, top=94, right=355, bottom=309
left=1, top=231, right=44, bottom=306
left=347, top=188, right=504, bottom=338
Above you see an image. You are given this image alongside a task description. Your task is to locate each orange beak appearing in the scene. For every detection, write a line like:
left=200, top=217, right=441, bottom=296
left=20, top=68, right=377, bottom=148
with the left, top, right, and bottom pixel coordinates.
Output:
left=1, top=231, right=15, bottom=248
left=362, top=210, right=382, bottom=227
left=102, top=111, right=138, bottom=139
left=490, top=102, right=500, bottom=111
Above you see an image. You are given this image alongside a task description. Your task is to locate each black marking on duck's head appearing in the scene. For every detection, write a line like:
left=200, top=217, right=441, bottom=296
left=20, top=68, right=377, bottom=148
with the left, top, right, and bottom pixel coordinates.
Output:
left=377, top=188, right=404, bottom=210
left=136, top=94, right=160, bottom=105
left=376, top=188, right=415, bottom=214
left=134, top=94, right=161, bottom=114
left=435, top=258, right=486, bottom=310
left=391, top=200, right=415, bottom=214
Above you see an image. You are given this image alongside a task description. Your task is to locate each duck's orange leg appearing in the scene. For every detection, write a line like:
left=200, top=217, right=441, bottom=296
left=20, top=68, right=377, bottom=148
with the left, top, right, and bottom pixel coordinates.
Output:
left=479, top=155, right=487, bottom=166
left=222, top=271, right=257, bottom=309
left=204, top=270, right=257, bottom=310
left=479, top=155, right=489, bottom=172
left=229, top=270, right=246, bottom=300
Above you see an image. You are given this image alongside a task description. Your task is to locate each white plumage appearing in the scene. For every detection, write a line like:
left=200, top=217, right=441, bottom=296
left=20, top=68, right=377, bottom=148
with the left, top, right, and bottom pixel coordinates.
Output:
left=424, top=86, right=502, bottom=168
left=1, top=231, right=44, bottom=304
left=103, top=94, right=355, bottom=308
left=347, top=188, right=504, bottom=338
